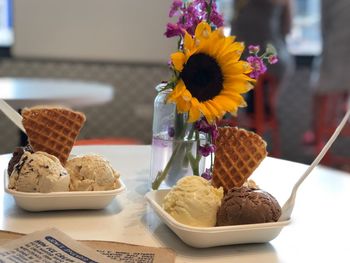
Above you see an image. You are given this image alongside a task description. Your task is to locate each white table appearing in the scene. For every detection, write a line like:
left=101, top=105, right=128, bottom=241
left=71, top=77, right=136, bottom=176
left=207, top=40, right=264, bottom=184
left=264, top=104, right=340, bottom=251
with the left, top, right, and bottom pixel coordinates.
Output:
left=1, top=145, right=350, bottom=262
left=0, top=77, right=114, bottom=109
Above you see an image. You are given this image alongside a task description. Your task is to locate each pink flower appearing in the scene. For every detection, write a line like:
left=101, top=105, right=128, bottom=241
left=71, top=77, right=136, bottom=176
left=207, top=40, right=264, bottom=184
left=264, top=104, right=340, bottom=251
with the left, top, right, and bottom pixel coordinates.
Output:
left=268, top=55, right=278, bottom=64
left=248, top=45, right=260, bottom=54
left=247, top=56, right=267, bottom=79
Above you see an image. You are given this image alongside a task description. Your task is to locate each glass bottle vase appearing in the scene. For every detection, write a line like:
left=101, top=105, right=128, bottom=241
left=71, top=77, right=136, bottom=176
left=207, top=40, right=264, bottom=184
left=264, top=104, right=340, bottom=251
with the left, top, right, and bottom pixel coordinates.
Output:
left=149, top=83, right=206, bottom=190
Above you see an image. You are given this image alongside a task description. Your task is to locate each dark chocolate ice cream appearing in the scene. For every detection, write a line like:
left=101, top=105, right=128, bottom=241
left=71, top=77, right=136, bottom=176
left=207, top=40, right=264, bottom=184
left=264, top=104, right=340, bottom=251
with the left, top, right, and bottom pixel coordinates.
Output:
left=216, top=186, right=281, bottom=226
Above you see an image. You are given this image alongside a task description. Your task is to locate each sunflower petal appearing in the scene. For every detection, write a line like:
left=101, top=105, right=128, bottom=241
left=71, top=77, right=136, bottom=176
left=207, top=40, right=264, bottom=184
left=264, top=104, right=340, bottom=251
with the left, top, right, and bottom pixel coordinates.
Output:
left=195, top=21, right=212, bottom=42
left=176, top=98, right=191, bottom=113
left=224, top=79, right=254, bottom=93
left=188, top=98, right=201, bottom=122
left=207, top=100, right=225, bottom=119
left=171, top=52, right=186, bottom=71
left=166, top=80, right=186, bottom=102
left=198, top=103, right=215, bottom=123
left=183, top=31, right=195, bottom=55
left=203, top=101, right=221, bottom=121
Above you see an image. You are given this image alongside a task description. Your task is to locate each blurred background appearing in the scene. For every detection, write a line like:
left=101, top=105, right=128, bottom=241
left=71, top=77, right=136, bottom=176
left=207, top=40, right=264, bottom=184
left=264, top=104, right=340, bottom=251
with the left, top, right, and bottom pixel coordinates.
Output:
left=0, top=0, right=348, bottom=171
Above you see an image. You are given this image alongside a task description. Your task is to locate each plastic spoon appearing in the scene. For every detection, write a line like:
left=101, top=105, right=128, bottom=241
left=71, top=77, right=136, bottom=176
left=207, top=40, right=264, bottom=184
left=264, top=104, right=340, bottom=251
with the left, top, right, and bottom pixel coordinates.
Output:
left=279, top=102, right=350, bottom=221
left=0, top=99, right=26, bottom=133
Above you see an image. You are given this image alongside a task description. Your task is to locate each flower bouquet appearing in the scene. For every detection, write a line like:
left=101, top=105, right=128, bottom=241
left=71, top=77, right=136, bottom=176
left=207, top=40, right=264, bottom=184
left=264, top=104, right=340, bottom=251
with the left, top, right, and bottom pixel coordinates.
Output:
left=150, top=0, right=277, bottom=190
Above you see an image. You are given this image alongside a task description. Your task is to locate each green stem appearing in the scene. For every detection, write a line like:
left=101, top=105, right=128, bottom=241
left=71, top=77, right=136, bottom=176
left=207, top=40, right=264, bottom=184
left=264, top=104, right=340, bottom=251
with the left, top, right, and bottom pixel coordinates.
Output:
left=207, top=0, right=213, bottom=24
left=187, top=130, right=201, bottom=175
left=152, top=112, right=190, bottom=190
left=152, top=142, right=185, bottom=190
left=210, top=133, right=214, bottom=172
left=174, top=113, right=186, bottom=139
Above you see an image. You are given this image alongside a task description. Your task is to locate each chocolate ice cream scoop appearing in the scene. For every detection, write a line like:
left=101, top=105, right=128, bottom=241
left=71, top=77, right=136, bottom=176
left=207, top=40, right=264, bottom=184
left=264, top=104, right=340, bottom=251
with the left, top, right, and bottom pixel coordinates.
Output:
left=216, top=186, right=281, bottom=226
left=7, top=145, right=33, bottom=176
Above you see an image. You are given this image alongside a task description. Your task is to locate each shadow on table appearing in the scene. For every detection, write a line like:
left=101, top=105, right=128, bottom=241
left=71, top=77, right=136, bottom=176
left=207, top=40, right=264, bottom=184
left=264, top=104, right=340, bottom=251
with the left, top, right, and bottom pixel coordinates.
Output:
left=141, top=212, right=279, bottom=262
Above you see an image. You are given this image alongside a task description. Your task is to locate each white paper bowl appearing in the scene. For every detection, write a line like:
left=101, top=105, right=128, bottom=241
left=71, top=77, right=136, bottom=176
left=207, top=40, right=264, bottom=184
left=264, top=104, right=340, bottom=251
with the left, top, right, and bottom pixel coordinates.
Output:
left=145, top=189, right=291, bottom=248
left=4, top=170, right=126, bottom=212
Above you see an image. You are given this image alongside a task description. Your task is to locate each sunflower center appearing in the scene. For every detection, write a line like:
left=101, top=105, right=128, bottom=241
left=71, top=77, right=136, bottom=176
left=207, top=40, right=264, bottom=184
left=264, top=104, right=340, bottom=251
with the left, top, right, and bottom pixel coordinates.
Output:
left=180, top=53, right=224, bottom=102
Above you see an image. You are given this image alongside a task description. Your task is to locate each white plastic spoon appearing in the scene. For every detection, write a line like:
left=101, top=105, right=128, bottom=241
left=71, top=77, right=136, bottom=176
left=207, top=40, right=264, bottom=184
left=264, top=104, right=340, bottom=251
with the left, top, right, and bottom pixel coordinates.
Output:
left=279, top=101, right=350, bottom=221
left=0, top=99, right=26, bottom=133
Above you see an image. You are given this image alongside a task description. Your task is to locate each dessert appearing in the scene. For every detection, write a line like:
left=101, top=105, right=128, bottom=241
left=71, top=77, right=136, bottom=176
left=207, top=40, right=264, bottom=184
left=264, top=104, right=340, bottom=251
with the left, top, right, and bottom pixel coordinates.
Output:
left=163, top=176, right=224, bottom=227
left=66, top=155, right=120, bottom=191
left=8, top=151, right=70, bottom=193
left=212, top=127, right=267, bottom=191
left=6, top=106, right=123, bottom=197
left=21, top=106, right=86, bottom=165
left=7, top=145, right=33, bottom=176
left=216, top=186, right=281, bottom=226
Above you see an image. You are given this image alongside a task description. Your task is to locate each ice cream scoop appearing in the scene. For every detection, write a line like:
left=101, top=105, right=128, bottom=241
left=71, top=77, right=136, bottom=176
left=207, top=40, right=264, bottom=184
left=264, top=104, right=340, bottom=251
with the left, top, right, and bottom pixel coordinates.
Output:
left=66, top=155, right=120, bottom=191
left=9, top=151, right=70, bottom=193
left=216, top=186, right=281, bottom=226
left=163, top=176, right=224, bottom=227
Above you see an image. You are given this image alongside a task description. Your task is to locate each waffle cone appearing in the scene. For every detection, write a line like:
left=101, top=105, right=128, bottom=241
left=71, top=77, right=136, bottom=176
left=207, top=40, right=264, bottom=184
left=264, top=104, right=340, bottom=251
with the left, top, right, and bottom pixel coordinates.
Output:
left=212, top=127, right=267, bottom=191
left=22, top=106, right=86, bottom=165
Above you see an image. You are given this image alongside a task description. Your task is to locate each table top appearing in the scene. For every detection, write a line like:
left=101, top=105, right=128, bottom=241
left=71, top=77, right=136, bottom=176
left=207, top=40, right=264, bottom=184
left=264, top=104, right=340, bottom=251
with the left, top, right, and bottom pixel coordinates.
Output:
left=0, top=77, right=114, bottom=109
left=1, top=145, right=350, bottom=262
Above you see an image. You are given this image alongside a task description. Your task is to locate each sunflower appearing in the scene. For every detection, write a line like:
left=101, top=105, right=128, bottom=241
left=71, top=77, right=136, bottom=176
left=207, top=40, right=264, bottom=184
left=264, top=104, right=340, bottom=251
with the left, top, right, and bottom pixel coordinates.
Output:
left=167, top=21, right=254, bottom=123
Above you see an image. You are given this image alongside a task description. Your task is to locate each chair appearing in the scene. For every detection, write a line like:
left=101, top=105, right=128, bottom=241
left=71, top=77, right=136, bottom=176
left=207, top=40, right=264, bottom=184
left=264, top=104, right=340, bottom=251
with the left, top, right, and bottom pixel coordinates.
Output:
left=308, top=0, right=350, bottom=167
left=217, top=73, right=281, bottom=157
left=74, top=137, right=142, bottom=146
left=312, top=92, right=350, bottom=166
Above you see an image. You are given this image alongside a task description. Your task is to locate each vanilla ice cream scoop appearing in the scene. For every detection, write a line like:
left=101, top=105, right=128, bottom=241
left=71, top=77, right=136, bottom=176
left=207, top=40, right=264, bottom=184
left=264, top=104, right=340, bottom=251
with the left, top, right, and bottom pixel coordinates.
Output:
left=9, top=151, right=70, bottom=193
left=163, top=176, right=224, bottom=227
left=66, top=155, right=120, bottom=191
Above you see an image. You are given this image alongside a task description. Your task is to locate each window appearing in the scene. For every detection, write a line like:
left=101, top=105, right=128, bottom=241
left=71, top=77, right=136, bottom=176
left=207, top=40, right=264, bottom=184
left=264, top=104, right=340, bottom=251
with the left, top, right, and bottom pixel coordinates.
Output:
left=0, top=0, right=13, bottom=47
left=218, top=0, right=322, bottom=56
left=287, top=0, right=321, bottom=55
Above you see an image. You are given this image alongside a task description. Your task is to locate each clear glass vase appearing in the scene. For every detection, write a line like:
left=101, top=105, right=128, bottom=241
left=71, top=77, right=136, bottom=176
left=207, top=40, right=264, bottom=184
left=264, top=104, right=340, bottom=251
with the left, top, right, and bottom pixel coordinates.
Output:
left=149, top=84, right=207, bottom=190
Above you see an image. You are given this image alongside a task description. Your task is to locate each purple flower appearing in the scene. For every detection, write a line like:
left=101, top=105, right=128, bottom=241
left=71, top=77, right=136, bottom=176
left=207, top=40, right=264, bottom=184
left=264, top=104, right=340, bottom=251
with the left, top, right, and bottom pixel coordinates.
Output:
left=179, top=5, right=201, bottom=35
left=167, top=127, right=175, bottom=137
left=209, top=10, right=224, bottom=28
left=195, top=118, right=211, bottom=133
left=166, top=0, right=224, bottom=38
left=201, top=168, right=212, bottom=180
left=165, top=23, right=185, bottom=38
left=195, top=118, right=219, bottom=140
left=247, top=56, right=267, bottom=79
left=211, top=125, right=219, bottom=140
left=199, top=144, right=216, bottom=157
left=194, top=0, right=224, bottom=28
left=248, top=45, right=260, bottom=54
left=169, top=0, right=183, bottom=17
left=268, top=55, right=278, bottom=64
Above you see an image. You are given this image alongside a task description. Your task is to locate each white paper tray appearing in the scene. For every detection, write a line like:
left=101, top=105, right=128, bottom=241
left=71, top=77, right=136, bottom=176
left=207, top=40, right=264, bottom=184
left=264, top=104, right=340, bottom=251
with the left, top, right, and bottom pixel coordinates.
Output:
left=145, top=189, right=291, bottom=248
left=4, top=170, right=126, bottom=212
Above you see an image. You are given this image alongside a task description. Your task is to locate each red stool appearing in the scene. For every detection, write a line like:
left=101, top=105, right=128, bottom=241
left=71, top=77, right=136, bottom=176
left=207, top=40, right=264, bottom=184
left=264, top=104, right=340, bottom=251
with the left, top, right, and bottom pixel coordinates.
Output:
left=238, top=73, right=281, bottom=157
left=313, top=92, right=350, bottom=166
